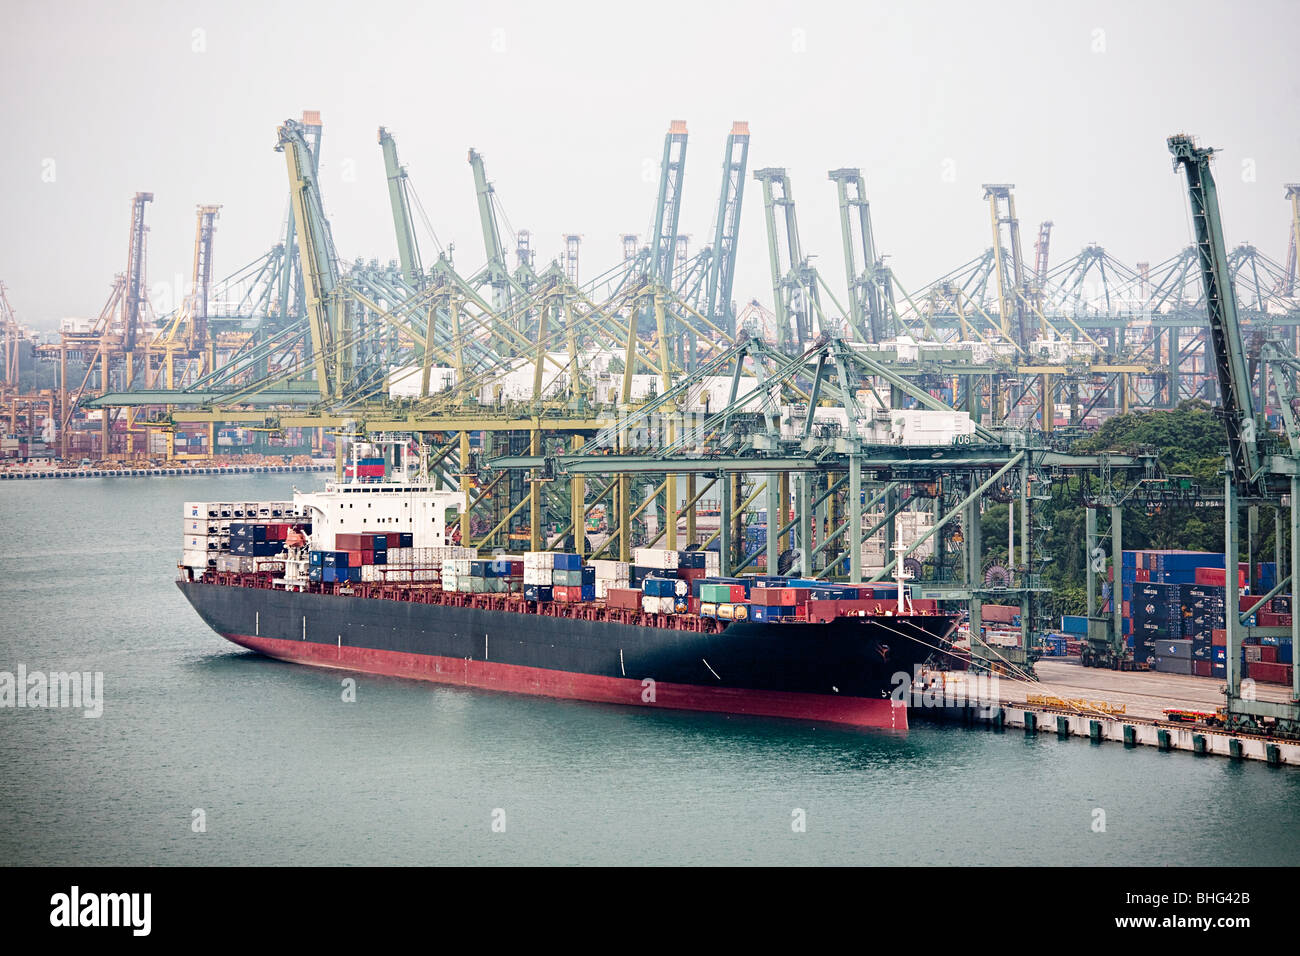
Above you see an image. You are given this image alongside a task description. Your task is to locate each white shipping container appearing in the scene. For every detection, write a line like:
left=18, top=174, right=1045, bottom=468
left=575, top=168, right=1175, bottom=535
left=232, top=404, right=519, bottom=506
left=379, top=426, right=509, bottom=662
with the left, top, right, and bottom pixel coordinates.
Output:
left=183, top=518, right=219, bottom=535
left=181, top=549, right=213, bottom=569
left=984, top=629, right=1021, bottom=648
left=642, top=595, right=661, bottom=614
left=633, top=548, right=678, bottom=569
left=442, top=572, right=459, bottom=590
left=524, top=568, right=553, bottom=586
left=590, top=560, right=630, bottom=579
left=184, top=501, right=214, bottom=519
left=183, top=534, right=222, bottom=552
left=596, top=579, right=625, bottom=600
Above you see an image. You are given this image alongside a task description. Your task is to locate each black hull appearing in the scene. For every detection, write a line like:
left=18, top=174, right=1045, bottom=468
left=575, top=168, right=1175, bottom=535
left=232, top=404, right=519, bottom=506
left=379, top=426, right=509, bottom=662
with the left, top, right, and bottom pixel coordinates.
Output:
left=178, top=581, right=956, bottom=727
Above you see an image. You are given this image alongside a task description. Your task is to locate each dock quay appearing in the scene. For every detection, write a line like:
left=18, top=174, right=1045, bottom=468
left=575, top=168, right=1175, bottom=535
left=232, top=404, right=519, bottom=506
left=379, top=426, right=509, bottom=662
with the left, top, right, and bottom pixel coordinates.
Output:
left=0, top=463, right=333, bottom=480
left=915, top=660, right=1300, bottom=765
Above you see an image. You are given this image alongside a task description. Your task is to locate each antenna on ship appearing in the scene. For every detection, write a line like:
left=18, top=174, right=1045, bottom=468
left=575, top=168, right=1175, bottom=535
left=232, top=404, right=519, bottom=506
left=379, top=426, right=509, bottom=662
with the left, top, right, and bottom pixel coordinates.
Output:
left=892, top=525, right=913, bottom=614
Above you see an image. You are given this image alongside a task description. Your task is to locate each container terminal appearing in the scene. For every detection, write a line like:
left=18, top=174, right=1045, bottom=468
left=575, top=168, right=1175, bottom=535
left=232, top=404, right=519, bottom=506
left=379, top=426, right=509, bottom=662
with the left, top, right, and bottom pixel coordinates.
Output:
left=5, top=118, right=1299, bottom=744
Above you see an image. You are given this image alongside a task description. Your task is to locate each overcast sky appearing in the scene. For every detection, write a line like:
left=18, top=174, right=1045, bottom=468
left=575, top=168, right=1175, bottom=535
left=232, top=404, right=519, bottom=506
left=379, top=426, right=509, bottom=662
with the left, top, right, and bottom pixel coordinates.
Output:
left=3, top=0, right=1297, bottom=329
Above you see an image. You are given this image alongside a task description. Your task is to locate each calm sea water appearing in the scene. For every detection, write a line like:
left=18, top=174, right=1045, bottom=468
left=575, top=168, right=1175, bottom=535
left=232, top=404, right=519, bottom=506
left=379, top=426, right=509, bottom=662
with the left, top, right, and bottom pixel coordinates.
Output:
left=1, top=476, right=1298, bottom=866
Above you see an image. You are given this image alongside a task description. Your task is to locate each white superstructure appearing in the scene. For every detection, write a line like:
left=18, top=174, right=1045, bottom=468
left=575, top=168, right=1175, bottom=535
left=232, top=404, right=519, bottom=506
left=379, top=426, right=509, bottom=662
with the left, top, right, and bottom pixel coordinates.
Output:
left=294, top=438, right=465, bottom=553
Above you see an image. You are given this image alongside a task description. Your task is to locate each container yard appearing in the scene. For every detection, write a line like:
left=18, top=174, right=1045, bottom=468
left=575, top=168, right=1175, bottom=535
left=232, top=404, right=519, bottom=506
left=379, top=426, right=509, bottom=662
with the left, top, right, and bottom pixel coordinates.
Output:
left=5, top=0, right=1299, bottom=911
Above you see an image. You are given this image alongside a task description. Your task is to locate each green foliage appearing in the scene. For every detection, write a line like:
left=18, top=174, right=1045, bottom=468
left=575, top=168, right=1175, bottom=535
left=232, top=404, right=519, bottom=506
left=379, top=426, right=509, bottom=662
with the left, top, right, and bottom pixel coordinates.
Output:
left=1073, top=400, right=1226, bottom=482
left=1036, top=403, right=1237, bottom=618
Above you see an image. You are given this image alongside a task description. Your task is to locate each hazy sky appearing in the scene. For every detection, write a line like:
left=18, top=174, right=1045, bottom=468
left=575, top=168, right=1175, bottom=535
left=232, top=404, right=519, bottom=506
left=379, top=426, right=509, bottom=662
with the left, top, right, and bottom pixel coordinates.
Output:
left=3, top=0, right=1297, bottom=328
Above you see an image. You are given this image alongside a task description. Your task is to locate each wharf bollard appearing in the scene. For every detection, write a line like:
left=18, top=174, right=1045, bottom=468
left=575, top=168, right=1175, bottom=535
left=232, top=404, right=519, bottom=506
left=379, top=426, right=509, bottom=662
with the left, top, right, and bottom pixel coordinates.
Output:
left=1157, top=729, right=1172, bottom=751
left=1056, top=715, right=1070, bottom=738
left=1024, top=711, right=1037, bottom=735
left=1089, top=720, right=1103, bottom=742
left=1267, top=744, right=1282, bottom=767
left=1192, top=734, right=1207, bottom=756
left=1229, top=739, right=1245, bottom=761
left=1123, top=725, right=1137, bottom=747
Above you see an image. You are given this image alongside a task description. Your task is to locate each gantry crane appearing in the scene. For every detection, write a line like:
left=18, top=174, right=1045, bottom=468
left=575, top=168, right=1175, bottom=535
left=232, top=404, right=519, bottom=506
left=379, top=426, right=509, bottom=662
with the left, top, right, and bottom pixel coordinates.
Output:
left=981, top=184, right=1032, bottom=352
left=1169, top=133, right=1299, bottom=736
left=1284, top=185, right=1299, bottom=301
left=702, top=122, right=749, bottom=337
left=122, top=192, right=153, bottom=354
left=467, top=147, right=516, bottom=325
left=0, top=282, right=20, bottom=386
left=648, top=121, right=689, bottom=288
left=276, top=116, right=341, bottom=401
left=828, top=167, right=888, bottom=343
left=754, top=167, right=820, bottom=351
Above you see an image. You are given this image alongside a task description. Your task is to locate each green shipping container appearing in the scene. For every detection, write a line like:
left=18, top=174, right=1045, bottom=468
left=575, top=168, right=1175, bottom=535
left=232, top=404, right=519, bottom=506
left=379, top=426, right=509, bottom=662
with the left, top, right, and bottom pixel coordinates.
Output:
left=700, top=583, right=733, bottom=603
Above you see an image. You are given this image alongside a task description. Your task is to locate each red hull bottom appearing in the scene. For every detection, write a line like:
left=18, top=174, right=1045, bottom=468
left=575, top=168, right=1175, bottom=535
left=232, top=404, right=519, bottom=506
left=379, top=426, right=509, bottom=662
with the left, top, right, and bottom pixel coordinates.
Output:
left=222, top=632, right=908, bottom=730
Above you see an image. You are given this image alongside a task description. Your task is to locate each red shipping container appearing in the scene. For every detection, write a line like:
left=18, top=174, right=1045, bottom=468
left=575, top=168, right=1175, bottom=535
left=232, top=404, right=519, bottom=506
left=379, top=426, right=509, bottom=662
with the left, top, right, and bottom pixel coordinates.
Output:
left=678, top=567, right=706, bottom=583
left=360, top=550, right=374, bottom=565
left=1193, top=660, right=1212, bottom=677
left=386, top=533, right=401, bottom=548
left=1248, top=661, right=1292, bottom=684
left=1259, top=645, right=1279, bottom=664
left=728, top=585, right=746, bottom=602
left=1194, top=567, right=1245, bottom=587
left=347, top=550, right=364, bottom=567
left=607, top=588, right=641, bottom=610
left=983, top=604, right=1018, bottom=623
left=553, top=586, right=572, bottom=602
left=1136, top=569, right=1150, bottom=582
left=1212, top=628, right=1227, bottom=646
left=688, top=597, right=700, bottom=615
left=337, top=533, right=364, bottom=550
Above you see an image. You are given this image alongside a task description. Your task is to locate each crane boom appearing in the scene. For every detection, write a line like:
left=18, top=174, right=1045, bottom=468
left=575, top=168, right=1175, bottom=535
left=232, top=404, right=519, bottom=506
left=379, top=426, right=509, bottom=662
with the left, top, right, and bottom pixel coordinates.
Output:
left=122, top=191, right=153, bottom=352
left=828, top=167, right=885, bottom=343
left=754, top=167, right=818, bottom=350
left=703, top=122, right=749, bottom=335
left=378, top=127, right=423, bottom=288
left=190, top=204, right=220, bottom=350
left=1168, top=134, right=1263, bottom=494
left=467, top=148, right=513, bottom=318
left=276, top=110, right=323, bottom=323
left=649, top=121, right=689, bottom=285
left=276, top=117, right=339, bottom=399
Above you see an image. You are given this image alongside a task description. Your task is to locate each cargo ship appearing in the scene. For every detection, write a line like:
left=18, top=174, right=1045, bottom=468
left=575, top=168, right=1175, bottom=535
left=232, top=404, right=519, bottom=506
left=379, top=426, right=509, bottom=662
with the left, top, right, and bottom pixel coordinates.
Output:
left=176, top=442, right=957, bottom=729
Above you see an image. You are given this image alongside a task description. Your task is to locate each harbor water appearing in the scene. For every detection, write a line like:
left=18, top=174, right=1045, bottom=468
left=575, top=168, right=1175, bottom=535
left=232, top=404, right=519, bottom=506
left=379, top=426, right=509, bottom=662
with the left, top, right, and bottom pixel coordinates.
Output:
left=2, top=477, right=1298, bottom=866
